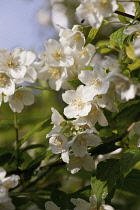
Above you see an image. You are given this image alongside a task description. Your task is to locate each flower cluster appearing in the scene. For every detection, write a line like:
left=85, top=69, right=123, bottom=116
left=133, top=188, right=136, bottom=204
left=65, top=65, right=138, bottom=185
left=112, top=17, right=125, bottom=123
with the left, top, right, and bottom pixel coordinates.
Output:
left=76, top=0, right=118, bottom=28
left=0, top=48, right=36, bottom=112
left=41, top=23, right=140, bottom=174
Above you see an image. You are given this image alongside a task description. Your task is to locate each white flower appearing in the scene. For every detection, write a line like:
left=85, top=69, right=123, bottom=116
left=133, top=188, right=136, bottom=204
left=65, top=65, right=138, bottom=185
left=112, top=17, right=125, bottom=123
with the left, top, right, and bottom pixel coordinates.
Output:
left=76, top=0, right=118, bottom=28
left=45, top=201, right=60, bottom=210
left=97, top=84, right=119, bottom=112
left=133, top=37, right=140, bottom=57
left=0, top=73, right=15, bottom=96
left=101, top=56, right=120, bottom=73
left=78, top=65, right=109, bottom=97
left=59, top=26, right=85, bottom=50
left=49, top=133, right=69, bottom=163
left=65, top=44, right=95, bottom=80
left=98, top=148, right=122, bottom=162
left=39, top=39, right=74, bottom=67
left=71, top=132, right=101, bottom=157
left=71, top=195, right=114, bottom=210
left=4, top=87, right=34, bottom=113
left=62, top=85, right=95, bottom=119
left=38, top=64, right=68, bottom=91
left=124, top=24, right=140, bottom=35
left=0, top=198, right=15, bottom=210
left=0, top=167, right=20, bottom=203
left=76, top=0, right=102, bottom=29
left=0, top=48, right=36, bottom=80
left=107, top=73, right=137, bottom=101
left=47, top=107, right=65, bottom=137
left=67, top=153, right=94, bottom=174
left=73, top=101, right=108, bottom=130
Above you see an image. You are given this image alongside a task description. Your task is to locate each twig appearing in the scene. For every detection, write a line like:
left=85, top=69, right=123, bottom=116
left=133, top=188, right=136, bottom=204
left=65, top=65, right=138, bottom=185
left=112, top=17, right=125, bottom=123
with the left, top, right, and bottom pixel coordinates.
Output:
left=114, top=10, right=140, bottom=21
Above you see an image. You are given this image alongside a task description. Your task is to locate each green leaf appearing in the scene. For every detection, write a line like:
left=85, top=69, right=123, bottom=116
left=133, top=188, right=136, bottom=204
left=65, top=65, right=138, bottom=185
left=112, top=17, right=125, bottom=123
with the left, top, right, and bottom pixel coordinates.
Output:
left=67, top=79, right=82, bottom=90
left=85, top=27, right=100, bottom=45
left=110, top=27, right=128, bottom=48
left=18, top=118, right=51, bottom=147
left=125, top=45, right=136, bottom=60
left=118, top=169, right=140, bottom=196
left=21, top=144, right=46, bottom=154
left=91, top=159, right=120, bottom=207
left=117, top=4, right=130, bottom=24
left=0, top=120, right=13, bottom=128
left=51, top=190, right=74, bottom=210
left=120, top=148, right=140, bottom=177
left=128, top=59, right=140, bottom=71
left=111, top=103, right=140, bottom=134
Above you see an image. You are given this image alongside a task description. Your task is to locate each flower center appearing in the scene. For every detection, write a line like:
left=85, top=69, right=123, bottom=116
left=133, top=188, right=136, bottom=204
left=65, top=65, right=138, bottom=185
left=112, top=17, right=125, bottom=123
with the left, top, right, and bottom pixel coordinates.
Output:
left=100, top=0, right=109, bottom=7
left=48, top=67, right=61, bottom=79
left=4, top=56, right=18, bottom=69
left=88, top=78, right=102, bottom=89
left=73, top=32, right=81, bottom=42
left=80, top=49, right=88, bottom=56
left=54, top=136, right=63, bottom=148
left=85, top=2, right=96, bottom=13
left=71, top=98, right=84, bottom=110
left=52, top=49, right=63, bottom=60
left=0, top=73, right=8, bottom=87
left=14, top=91, right=23, bottom=100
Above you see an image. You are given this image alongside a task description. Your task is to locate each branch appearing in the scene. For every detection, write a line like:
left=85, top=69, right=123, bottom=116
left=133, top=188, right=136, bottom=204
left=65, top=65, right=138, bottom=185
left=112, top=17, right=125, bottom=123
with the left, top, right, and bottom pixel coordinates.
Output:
left=114, top=10, right=140, bottom=21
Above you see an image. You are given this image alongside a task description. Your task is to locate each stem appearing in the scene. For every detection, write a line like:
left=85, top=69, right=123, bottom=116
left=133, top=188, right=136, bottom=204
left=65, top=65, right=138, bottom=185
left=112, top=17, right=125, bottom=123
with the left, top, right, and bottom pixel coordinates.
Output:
left=14, top=112, right=20, bottom=169
left=114, top=10, right=140, bottom=21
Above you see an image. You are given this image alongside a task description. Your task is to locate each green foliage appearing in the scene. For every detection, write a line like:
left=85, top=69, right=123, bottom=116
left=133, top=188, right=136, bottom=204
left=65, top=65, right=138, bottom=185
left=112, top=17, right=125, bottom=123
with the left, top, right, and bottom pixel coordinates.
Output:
left=18, top=118, right=51, bottom=147
left=91, top=159, right=120, bottom=207
left=85, top=27, right=100, bottom=45
left=110, top=27, right=128, bottom=49
left=118, top=169, right=140, bottom=196
left=117, top=4, right=130, bottom=24
left=120, top=148, right=140, bottom=178
left=67, top=79, right=83, bottom=89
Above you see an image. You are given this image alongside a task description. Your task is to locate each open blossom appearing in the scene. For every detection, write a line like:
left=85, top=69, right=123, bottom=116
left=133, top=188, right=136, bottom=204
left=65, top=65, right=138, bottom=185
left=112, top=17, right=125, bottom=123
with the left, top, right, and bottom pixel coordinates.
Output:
left=39, top=39, right=74, bottom=67
left=73, top=101, right=108, bottom=131
left=47, top=107, right=65, bottom=137
left=62, top=85, right=95, bottom=119
left=67, top=153, right=94, bottom=174
left=65, top=44, right=95, bottom=80
left=71, top=132, right=101, bottom=157
left=49, top=133, right=69, bottom=163
left=0, top=48, right=36, bottom=80
left=0, top=167, right=20, bottom=204
left=59, top=25, right=85, bottom=50
left=71, top=195, right=114, bottom=210
left=107, top=72, right=137, bottom=101
left=37, top=64, right=68, bottom=91
left=4, top=87, right=34, bottom=113
left=124, top=24, right=140, bottom=57
left=0, top=73, right=15, bottom=96
left=76, top=0, right=118, bottom=28
left=78, top=65, right=109, bottom=97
